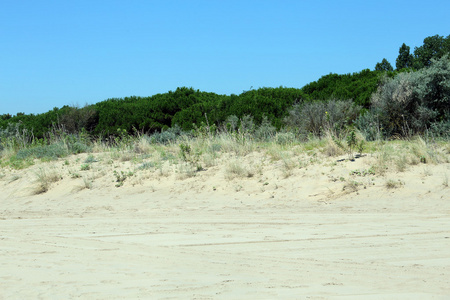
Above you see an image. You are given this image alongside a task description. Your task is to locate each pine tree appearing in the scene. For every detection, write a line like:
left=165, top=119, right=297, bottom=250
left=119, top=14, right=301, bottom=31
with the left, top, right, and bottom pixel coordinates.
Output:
left=396, top=43, right=414, bottom=70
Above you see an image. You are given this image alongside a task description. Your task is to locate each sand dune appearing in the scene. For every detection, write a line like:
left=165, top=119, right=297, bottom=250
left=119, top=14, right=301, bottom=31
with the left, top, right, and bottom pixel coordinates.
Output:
left=1, top=146, right=449, bottom=299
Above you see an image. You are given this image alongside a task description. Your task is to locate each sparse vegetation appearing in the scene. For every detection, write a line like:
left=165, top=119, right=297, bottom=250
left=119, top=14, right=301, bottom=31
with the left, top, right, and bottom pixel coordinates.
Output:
left=34, top=168, right=62, bottom=194
left=385, top=179, right=405, bottom=189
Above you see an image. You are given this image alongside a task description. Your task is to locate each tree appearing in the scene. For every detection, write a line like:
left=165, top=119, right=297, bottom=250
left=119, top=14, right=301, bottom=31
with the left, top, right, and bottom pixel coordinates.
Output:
left=375, top=58, right=393, bottom=71
left=413, top=34, right=450, bottom=69
left=396, top=43, right=414, bottom=70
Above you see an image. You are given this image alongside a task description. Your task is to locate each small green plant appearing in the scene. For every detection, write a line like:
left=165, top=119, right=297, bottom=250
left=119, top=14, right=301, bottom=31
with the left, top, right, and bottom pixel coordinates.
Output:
left=332, top=130, right=365, bottom=161
left=346, top=130, right=357, bottom=160
left=80, top=164, right=91, bottom=171
left=139, top=161, right=156, bottom=170
left=357, top=140, right=365, bottom=156
left=113, top=170, right=133, bottom=187
left=179, top=143, right=203, bottom=171
left=343, top=179, right=361, bottom=192
left=84, top=155, right=97, bottom=163
left=179, top=143, right=192, bottom=161
left=385, top=179, right=404, bottom=189
left=70, top=171, right=81, bottom=179
left=349, top=167, right=375, bottom=177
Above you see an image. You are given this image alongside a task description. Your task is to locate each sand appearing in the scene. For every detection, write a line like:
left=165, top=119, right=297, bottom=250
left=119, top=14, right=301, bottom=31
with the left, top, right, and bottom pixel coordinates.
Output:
left=1, top=149, right=450, bottom=299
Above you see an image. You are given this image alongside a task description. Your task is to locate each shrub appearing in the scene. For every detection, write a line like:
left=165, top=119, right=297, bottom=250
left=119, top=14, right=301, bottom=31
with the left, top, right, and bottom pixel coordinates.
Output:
left=238, top=115, right=256, bottom=134
left=149, top=125, right=185, bottom=144
left=427, top=120, right=450, bottom=138
left=371, top=55, right=450, bottom=137
left=0, top=122, right=34, bottom=151
left=275, top=132, right=297, bottom=145
left=284, top=99, right=362, bottom=137
left=16, top=143, right=68, bottom=161
left=254, top=115, right=276, bottom=141
left=58, top=105, right=98, bottom=134
left=354, top=109, right=383, bottom=141
left=69, top=141, right=91, bottom=154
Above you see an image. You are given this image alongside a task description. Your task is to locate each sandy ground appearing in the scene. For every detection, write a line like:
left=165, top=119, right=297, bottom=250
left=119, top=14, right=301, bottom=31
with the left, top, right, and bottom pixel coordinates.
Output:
left=1, top=150, right=450, bottom=299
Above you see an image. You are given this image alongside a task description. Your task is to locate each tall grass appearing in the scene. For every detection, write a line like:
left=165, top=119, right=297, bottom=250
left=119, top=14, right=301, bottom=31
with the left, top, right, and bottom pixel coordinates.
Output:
left=1, top=113, right=449, bottom=192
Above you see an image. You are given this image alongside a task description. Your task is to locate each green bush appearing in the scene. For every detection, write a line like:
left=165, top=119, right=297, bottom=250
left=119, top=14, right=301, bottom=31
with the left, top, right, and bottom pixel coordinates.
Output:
left=15, top=143, right=68, bottom=161
left=284, top=99, right=362, bottom=137
left=149, top=126, right=185, bottom=144
left=354, top=109, right=383, bottom=141
left=254, top=115, right=276, bottom=141
left=300, top=69, right=381, bottom=107
left=370, top=55, right=450, bottom=137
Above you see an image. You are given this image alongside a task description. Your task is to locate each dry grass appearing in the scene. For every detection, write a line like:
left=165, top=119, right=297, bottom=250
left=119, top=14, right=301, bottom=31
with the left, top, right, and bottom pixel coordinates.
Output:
left=34, top=167, right=62, bottom=194
left=225, top=159, right=255, bottom=180
left=385, top=179, right=404, bottom=189
left=2, top=129, right=448, bottom=197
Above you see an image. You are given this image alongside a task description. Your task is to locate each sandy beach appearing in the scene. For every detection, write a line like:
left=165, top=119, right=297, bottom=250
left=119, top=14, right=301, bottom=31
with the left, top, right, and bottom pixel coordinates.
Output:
left=1, top=145, right=450, bottom=299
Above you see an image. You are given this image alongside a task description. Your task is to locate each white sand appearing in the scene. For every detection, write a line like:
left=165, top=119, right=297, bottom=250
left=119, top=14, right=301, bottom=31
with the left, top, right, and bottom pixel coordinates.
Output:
left=1, top=151, right=449, bottom=299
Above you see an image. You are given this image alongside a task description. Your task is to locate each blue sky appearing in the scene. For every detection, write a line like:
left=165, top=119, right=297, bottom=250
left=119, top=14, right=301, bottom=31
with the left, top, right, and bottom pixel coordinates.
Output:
left=1, top=0, right=449, bottom=115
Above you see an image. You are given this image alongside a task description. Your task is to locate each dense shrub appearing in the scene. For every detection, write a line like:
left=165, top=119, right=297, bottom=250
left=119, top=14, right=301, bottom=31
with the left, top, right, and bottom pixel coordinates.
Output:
left=370, top=55, right=450, bottom=137
left=284, top=99, right=362, bottom=137
left=149, top=125, right=186, bottom=144
left=15, top=143, right=68, bottom=160
left=59, top=105, right=98, bottom=133
left=300, top=69, right=381, bottom=107
left=0, top=122, right=34, bottom=151
left=354, top=109, right=383, bottom=141
left=254, top=115, right=276, bottom=141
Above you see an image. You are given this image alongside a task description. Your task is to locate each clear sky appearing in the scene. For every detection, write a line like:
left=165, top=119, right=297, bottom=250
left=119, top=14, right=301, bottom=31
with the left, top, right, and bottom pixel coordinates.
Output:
left=1, top=0, right=449, bottom=115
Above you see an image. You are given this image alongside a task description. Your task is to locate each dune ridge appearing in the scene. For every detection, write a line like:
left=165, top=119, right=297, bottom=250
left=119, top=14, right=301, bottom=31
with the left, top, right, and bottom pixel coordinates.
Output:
left=1, top=137, right=450, bottom=298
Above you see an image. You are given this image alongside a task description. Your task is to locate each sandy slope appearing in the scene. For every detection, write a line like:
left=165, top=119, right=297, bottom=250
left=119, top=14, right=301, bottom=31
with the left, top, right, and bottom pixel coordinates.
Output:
left=1, top=150, right=449, bottom=299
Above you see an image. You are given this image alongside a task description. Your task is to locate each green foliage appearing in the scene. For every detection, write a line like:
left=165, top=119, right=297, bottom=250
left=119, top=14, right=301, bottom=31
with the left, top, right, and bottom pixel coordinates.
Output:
left=284, top=99, right=362, bottom=137
left=0, top=107, right=66, bottom=139
left=375, top=58, right=394, bottom=72
left=332, top=130, right=363, bottom=161
left=300, top=69, right=381, bottom=107
left=149, top=125, right=184, bottom=144
left=15, top=143, right=68, bottom=161
left=350, top=167, right=375, bottom=176
left=1, top=34, right=448, bottom=142
left=80, top=164, right=91, bottom=171
left=0, top=122, right=34, bottom=151
left=113, top=170, right=133, bottom=187
left=254, top=115, right=276, bottom=141
left=179, top=143, right=203, bottom=171
left=58, top=105, right=98, bottom=133
left=396, top=43, right=414, bottom=70
left=354, top=110, right=383, bottom=141
left=413, top=34, right=450, bottom=69
left=346, top=130, right=357, bottom=160
left=370, top=55, right=450, bottom=137
left=84, top=155, right=97, bottom=163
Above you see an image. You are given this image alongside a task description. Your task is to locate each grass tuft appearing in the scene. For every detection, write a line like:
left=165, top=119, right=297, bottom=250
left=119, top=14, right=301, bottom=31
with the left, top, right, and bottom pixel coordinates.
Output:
left=34, top=168, right=62, bottom=194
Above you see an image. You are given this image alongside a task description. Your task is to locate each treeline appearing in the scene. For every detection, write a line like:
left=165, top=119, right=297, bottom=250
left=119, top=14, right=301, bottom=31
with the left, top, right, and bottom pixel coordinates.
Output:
left=0, top=69, right=379, bottom=139
left=375, top=34, right=450, bottom=71
left=1, top=35, right=449, bottom=140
